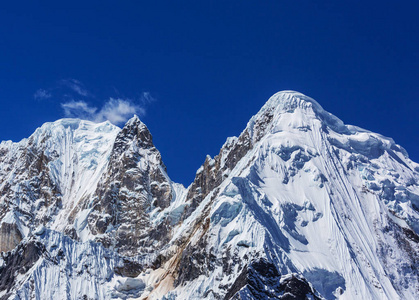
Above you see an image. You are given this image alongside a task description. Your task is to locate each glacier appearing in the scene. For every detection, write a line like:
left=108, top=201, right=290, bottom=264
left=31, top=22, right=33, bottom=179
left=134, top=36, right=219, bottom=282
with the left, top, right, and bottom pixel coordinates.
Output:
left=0, top=91, right=418, bottom=299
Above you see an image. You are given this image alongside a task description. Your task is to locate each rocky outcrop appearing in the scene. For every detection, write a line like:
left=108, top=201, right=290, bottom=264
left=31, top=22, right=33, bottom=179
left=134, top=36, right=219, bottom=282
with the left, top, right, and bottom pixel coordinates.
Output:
left=0, top=223, right=22, bottom=253
left=225, top=259, right=320, bottom=300
left=0, top=241, right=45, bottom=299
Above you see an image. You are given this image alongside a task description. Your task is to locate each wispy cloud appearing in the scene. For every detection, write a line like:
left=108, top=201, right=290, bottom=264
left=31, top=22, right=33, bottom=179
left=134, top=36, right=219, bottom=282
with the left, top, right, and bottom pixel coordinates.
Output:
left=61, top=96, right=147, bottom=126
left=140, top=91, right=156, bottom=104
left=34, top=78, right=89, bottom=101
left=34, top=89, right=52, bottom=100
left=59, top=79, right=90, bottom=97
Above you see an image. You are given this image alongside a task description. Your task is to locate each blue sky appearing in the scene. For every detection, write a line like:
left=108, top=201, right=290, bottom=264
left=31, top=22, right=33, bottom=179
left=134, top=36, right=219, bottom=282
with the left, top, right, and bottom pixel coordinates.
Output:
left=0, top=1, right=418, bottom=185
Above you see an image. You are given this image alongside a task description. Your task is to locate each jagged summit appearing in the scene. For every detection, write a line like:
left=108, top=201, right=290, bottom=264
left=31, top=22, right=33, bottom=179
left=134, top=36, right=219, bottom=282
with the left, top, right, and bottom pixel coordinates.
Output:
left=125, top=113, right=141, bottom=124
left=116, top=114, right=154, bottom=149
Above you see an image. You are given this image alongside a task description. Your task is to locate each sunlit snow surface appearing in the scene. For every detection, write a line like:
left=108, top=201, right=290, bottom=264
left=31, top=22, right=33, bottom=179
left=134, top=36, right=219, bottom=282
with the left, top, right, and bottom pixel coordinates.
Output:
left=1, top=91, right=418, bottom=299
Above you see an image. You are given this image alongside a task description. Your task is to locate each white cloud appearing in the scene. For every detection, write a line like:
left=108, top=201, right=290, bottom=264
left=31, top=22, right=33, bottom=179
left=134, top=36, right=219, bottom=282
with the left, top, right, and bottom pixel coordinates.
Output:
left=61, top=101, right=97, bottom=119
left=94, top=98, right=145, bottom=124
left=60, top=98, right=146, bottom=126
left=34, top=89, right=52, bottom=100
left=39, top=78, right=155, bottom=125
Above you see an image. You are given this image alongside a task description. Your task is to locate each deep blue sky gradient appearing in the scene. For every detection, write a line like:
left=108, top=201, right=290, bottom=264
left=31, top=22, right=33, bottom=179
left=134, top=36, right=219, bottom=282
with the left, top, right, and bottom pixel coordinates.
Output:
left=0, top=1, right=418, bottom=185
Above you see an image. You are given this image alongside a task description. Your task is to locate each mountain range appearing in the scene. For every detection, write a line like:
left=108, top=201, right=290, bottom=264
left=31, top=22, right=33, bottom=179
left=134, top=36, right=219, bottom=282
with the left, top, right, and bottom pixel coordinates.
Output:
left=0, top=91, right=418, bottom=299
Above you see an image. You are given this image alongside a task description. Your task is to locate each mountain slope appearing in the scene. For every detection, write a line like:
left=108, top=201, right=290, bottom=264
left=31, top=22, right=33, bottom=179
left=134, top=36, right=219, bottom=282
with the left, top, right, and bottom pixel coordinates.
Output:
left=1, top=91, right=418, bottom=299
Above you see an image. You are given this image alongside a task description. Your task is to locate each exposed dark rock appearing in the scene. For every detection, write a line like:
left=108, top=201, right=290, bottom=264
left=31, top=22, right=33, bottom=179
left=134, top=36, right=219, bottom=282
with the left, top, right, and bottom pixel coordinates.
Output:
left=174, top=219, right=216, bottom=286
left=0, top=241, right=45, bottom=296
left=143, top=218, right=172, bottom=249
left=279, top=275, right=320, bottom=300
left=225, top=258, right=281, bottom=300
left=114, top=258, right=143, bottom=277
left=403, top=227, right=419, bottom=243
left=0, top=222, right=22, bottom=253
left=225, top=259, right=320, bottom=300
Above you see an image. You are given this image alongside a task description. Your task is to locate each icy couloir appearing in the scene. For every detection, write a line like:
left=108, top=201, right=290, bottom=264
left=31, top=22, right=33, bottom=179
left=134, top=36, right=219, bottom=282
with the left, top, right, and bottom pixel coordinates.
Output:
left=0, top=91, right=418, bottom=300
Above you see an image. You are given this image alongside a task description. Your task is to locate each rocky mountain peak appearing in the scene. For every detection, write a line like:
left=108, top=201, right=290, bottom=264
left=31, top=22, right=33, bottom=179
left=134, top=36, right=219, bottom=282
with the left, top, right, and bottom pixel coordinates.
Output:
left=124, top=115, right=152, bottom=145
left=111, top=115, right=153, bottom=159
left=81, top=115, right=175, bottom=257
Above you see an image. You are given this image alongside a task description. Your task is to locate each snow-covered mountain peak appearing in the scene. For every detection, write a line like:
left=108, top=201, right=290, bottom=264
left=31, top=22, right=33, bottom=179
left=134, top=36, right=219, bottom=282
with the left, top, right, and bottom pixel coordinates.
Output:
left=246, top=91, right=349, bottom=138
left=265, top=90, right=323, bottom=112
left=31, top=118, right=118, bottom=139
left=26, top=118, right=120, bottom=171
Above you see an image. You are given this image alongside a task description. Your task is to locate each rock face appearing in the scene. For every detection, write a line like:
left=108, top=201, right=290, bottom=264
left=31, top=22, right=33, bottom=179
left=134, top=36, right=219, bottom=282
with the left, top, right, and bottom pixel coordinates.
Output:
left=86, top=116, right=174, bottom=256
left=1, top=91, right=419, bottom=299
left=224, top=259, right=320, bottom=300
left=0, top=240, right=44, bottom=299
left=0, top=223, right=22, bottom=253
